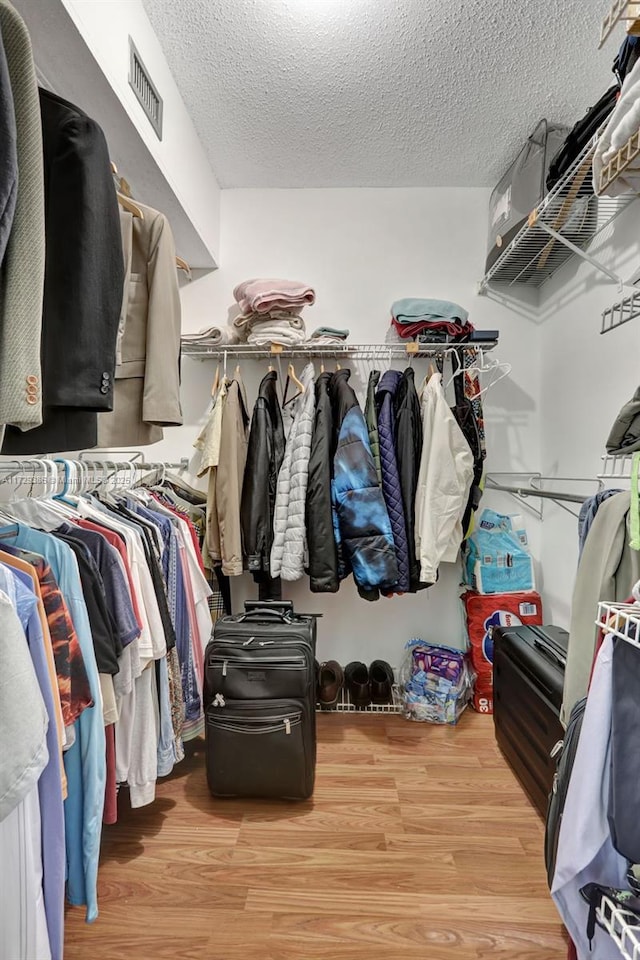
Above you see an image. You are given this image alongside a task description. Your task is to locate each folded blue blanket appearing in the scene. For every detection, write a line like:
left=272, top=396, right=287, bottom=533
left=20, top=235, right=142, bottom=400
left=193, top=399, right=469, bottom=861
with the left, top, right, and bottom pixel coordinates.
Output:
left=310, top=326, right=350, bottom=338
left=391, top=298, right=469, bottom=324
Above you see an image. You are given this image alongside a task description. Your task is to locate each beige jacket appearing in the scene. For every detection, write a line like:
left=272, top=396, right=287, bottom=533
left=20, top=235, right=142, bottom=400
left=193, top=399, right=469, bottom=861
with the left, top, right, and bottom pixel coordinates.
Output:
left=0, top=0, right=44, bottom=431
left=204, top=378, right=249, bottom=575
left=98, top=202, right=183, bottom=447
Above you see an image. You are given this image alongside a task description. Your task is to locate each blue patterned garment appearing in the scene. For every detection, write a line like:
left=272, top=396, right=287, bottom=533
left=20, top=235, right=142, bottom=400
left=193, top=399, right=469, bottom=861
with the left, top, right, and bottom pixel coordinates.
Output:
left=332, top=402, right=398, bottom=593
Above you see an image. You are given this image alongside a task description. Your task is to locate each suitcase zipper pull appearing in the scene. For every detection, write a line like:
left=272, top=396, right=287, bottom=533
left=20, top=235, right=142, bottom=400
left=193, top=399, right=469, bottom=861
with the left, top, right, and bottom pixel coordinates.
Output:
left=222, top=660, right=228, bottom=677
left=259, top=641, right=274, bottom=647
left=550, top=739, right=564, bottom=759
left=213, top=693, right=226, bottom=707
left=284, top=718, right=291, bottom=735
left=243, top=637, right=256, bottom=646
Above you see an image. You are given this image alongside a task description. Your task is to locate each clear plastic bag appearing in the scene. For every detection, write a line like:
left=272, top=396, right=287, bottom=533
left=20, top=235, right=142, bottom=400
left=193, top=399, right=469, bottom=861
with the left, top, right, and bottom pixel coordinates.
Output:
left=399, top=639, right=475, bottom=725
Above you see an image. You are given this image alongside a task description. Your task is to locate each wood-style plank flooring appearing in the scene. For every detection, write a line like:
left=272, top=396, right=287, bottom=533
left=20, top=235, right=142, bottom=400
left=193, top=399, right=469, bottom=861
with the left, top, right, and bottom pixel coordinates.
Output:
left=64, top=712, right=566, bottom=959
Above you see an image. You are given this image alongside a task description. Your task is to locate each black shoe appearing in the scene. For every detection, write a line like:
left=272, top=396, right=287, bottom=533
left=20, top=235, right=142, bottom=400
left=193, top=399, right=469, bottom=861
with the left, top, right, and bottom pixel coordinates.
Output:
left=344, top=661, right=371, bottom=709
left=318, top=661, right=344, bottom=710
left=369, top=660, right=394, bottom=704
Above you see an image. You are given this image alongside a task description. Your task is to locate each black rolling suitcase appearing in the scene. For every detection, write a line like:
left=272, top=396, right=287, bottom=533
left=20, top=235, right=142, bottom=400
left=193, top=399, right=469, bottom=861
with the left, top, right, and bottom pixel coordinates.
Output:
left=204, top=600, right=317, bottom=800
left=493, top=624, right=568, bottom=818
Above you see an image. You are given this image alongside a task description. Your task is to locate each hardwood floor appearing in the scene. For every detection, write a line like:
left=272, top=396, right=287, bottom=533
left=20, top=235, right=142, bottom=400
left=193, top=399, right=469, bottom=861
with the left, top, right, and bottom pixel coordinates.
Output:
left=64, top=711, right=566, bottom=960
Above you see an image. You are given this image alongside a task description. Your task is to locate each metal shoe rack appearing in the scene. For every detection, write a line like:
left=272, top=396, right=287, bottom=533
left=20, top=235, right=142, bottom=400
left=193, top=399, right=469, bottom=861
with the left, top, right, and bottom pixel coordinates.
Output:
left=595, top=601, right=640, bottom=959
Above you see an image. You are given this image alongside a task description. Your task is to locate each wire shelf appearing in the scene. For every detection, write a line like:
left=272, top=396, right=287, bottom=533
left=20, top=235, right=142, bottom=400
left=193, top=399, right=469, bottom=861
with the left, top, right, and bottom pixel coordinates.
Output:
left=597, top=893, right=640, bottom=960
left=599, top=0, right=640, bottom=48
left=597, top=602, right=640, bottom=650
left=479, top=135, right=634, bottom=291
left=598, top=454, right=639, bottom=480
left=315, top=670, right=402, bottom=715
left=602, top=288, right=640, bottom=334
left=181, top=340, right=498, bottom=361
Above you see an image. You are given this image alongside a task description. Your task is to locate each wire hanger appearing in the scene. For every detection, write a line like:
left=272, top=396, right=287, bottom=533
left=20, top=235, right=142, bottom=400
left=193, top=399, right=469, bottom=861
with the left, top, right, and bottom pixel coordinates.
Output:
left=176, top=256, right=192, bottom=280
left=111, top=160, right=144, bottom=219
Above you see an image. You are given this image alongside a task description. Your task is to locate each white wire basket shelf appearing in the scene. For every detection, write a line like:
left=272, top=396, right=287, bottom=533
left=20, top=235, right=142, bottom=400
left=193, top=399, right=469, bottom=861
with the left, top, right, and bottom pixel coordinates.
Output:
left=597, top=893, right=640, bottom=960
left=602, top=287, right=640, bottom=334
left=596, top=602, right=640, bottom=650
left=598, top=454, right=639, bottom=481
left=181, top=340, right=498, bottom=361
left=479, top=135, right=634, bottom=292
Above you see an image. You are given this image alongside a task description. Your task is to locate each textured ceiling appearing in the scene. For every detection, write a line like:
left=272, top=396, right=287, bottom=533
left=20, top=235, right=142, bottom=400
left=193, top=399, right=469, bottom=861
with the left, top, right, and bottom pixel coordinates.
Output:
left=143, top=0, right=614, bottom=188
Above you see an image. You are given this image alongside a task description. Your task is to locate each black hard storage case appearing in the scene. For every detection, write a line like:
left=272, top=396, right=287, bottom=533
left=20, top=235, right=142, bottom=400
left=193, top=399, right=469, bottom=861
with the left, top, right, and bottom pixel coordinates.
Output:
left=493, top=624, right=568, bottom=817
left=204, top=601, right=317, bottom=800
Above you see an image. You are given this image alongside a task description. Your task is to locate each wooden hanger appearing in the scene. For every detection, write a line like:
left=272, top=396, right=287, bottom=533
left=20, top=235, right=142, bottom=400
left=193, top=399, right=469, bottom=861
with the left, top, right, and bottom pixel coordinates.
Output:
left=210, top=364, right=220, bottom=398
left=176, top=256, right=192, bottom=280
left=287, top=362, right=305, bottom=395
left=110, top=160, right=144, bottom=219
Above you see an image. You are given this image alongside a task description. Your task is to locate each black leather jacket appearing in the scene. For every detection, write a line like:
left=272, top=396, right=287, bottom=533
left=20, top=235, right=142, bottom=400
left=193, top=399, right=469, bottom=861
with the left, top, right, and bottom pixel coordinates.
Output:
left=240, top=371, right=285, bottom=579
left=305, top=372, right=339, bottom=592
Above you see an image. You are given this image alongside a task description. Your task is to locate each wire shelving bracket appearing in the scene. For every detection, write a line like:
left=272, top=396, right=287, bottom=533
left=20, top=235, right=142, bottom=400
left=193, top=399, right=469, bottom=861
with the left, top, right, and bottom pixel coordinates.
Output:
left=599, top=0, right=640, bottom=48
left=601, top=287, right=640, bottom=334
left=478, top=135, right=634, bottom=294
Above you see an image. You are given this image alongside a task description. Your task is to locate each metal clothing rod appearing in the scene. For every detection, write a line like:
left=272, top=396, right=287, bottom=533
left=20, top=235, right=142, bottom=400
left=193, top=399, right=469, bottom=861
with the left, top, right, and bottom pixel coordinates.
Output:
left=485, top=480, right=587, bottom=505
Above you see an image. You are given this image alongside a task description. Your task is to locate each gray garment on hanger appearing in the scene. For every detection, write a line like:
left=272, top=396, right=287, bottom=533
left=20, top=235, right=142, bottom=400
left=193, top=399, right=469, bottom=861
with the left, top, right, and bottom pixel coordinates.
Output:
left=562, top=492, right=640, bottom=726
left=0, top=21, right=18, bottom=265
left=606, top=386, right=640, bottom=456
left=578, top=489, right=622, bottom=559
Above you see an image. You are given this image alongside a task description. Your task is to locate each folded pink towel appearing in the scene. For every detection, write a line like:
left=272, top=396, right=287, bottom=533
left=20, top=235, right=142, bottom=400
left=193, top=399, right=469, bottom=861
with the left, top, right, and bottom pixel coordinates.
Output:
left=233, top=278, right=316, bottom=315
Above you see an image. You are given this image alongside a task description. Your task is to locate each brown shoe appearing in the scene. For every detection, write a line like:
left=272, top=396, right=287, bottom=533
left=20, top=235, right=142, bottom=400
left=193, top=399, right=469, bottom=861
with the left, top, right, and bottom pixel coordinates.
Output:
left=318, top=661, right=344, bottom=710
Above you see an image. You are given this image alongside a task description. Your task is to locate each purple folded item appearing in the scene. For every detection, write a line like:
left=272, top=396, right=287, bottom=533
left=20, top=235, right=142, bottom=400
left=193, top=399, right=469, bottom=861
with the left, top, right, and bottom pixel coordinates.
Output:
left=233, top=278, right=316, bottom=315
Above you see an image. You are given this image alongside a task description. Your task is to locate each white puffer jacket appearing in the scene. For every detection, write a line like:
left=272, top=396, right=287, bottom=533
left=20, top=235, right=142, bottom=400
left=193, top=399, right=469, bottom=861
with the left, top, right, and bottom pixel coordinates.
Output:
left=270, top=363, right=316, bottom=580
left=594, top=58, right=640, bottom=196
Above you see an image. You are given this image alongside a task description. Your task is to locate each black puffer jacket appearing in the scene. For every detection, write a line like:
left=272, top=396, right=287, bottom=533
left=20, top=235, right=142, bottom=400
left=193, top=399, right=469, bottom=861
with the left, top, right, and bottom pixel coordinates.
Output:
left=241, top=371, right=285, bottom=579
left=306, top=372, right=339, bottom=593
left=395, top=367, right=425, bottom=593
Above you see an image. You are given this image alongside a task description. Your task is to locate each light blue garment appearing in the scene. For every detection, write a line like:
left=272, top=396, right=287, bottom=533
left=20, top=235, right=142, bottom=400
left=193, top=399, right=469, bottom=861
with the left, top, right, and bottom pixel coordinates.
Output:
left=391, top=298, right=469, bottom=325
left=0, top=563, right=65, bottom=960
left=0, top=524, right=105, bottom=924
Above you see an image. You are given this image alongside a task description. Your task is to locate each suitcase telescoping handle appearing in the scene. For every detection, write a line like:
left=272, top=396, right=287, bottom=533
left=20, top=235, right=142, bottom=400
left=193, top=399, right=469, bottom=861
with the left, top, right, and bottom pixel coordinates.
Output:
left=244, top=600, right=294, bottom=613
left=238, top=608, right=293, bottom=623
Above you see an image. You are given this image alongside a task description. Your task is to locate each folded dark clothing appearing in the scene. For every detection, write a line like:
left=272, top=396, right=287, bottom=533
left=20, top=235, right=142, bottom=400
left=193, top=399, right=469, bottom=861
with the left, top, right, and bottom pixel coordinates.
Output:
left=392, top=317, right=474, bottom=340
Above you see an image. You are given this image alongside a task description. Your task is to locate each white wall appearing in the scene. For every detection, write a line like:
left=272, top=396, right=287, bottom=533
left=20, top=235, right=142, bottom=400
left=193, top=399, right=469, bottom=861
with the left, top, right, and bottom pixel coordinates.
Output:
left=155, top=187, right=542, bottom=663
left=58, top=0, right=221, bottom=264
left=538, top=202, right=640, bottom=627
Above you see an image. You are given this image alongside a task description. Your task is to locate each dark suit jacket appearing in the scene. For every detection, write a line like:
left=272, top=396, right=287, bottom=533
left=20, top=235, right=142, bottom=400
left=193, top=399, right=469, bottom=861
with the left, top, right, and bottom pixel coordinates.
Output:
left=3, top=88, right=124, bottom=454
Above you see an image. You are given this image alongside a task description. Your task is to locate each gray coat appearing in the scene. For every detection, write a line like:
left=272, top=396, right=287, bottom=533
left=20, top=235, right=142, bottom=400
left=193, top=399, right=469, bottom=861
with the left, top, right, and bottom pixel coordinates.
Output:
left=562, top=492, right=640, bottom=725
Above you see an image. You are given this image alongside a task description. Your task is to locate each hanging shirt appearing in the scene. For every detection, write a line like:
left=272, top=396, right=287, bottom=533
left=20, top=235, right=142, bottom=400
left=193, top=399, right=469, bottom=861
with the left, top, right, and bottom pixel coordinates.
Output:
left=0, top=523, right=105, bottom=924
left=0, top=544, right=92, bottom=728
left=0, top=569, right=65, bottom=960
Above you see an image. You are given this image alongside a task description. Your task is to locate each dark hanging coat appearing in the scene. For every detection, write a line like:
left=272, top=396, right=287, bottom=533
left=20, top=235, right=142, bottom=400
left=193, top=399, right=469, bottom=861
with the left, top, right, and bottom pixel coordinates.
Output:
left=241, top=371, right=285, bottom=580
left=3, top=88, right=124, bottom=454
left=306, top=372, right=339, bottom=593
left=375, top=370, right=410, bottom=594
left=395, top=367, right=425, bottom=592
left=364, top=370, right=382, bottom=485
left=331, top=369, right=398, bottom=594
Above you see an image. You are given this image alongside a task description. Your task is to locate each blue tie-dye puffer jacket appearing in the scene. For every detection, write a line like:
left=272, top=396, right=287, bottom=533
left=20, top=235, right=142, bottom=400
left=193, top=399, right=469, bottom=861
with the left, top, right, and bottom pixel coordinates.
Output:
left=330, top=370, right=398, bottom=593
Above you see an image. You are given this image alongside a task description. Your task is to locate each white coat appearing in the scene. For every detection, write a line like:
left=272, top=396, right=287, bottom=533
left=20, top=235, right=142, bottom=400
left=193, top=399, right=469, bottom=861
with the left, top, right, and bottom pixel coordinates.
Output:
left=414, top=373, right=473, bottom=584
left=270, top=363, right=316, bottom=580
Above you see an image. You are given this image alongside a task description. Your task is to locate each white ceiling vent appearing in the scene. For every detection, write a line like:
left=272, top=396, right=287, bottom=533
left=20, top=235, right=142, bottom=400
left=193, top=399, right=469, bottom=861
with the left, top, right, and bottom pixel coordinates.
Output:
left=128, top=38, right=163, bottom=140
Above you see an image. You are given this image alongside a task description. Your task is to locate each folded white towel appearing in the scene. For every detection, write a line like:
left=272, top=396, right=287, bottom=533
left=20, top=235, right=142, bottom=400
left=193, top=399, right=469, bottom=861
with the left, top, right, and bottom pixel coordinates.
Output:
left=234, top=278, right=315, bottom=315
left=182, top=324, right=240, bottom=345
left=248, top=319, right=307, bottom=347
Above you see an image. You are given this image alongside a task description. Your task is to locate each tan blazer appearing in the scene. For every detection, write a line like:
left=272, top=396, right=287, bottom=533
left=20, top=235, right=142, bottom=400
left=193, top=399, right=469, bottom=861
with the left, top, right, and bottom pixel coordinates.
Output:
left=98, top=202, right=183, bottom=447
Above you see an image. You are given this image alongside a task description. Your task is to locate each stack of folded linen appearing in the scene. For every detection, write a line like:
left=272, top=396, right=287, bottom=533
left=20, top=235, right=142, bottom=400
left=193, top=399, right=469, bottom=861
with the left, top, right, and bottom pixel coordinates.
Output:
left=182, top=323, right=241, bottom=346
left=232, top=279, right=315, bottom=346
left=308, top=326, right=350, bottom=345
left=390, top=299, right=474, bottom=341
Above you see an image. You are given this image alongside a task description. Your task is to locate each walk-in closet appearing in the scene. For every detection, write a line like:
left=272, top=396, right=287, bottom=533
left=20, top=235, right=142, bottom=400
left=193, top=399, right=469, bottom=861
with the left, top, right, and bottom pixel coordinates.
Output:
left=2, top=1, right=640, bottom=958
